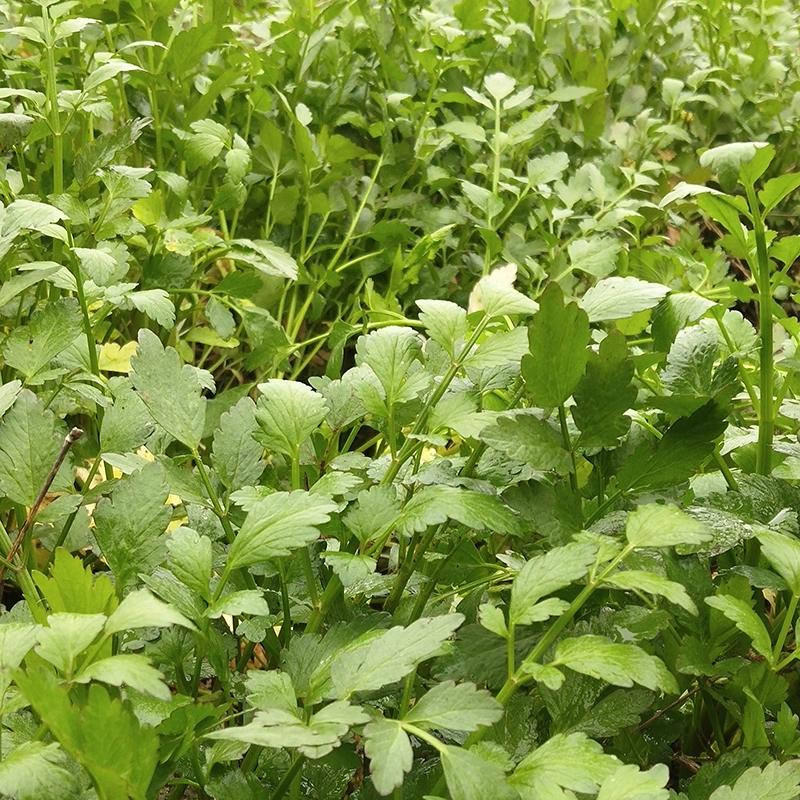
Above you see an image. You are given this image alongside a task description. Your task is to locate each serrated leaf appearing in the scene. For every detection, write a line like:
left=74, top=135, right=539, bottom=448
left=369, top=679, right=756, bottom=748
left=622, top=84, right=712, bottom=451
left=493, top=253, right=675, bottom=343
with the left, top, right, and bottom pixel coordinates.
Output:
left=35, top=613, right=106, bottom=676
left=228, top=238, right=298, bottom=279
left=568, top=237, right=622, bottom=278
left=519, top=660, right=565, bottom=690
left=124, top=289, right=176, bottom=328
left=573, top=331, right=635, bottom=447
left=93, top=462, right=171, bottom=592
left=355, top=326, right=424, bottom=407
left=527, top=152, right=569, bottom=185
left=0, top=623, right=38, bottom=673
left=706, top=595, right=773, bottom=663
left=321, top=550, right=376, bottom=587
left=511, top=732, right=621, bottom=794
left=662, top=326, right=718, bottom=395
left=404, top=681, right=503, bottom=731
left=105, top=588, right=197, bottom=634
left=254, top=380, right=328, bottom=457
left=553, top=635, right=678, bottom=693
left=363, top=719, right=413, bottom=795
left=206, top=589, right=270, bottom=619
left=699, top=142, right=772, bottom=191
left=330, top=614, right=463, bottom=699
left=484, top=72, right=516, bottom=101
left=709, top=759, right=800, bottom=800
left=625, top=504, right=712, bottom=549
left=616, top=401, right=727, bottom=492
left=596, top=764, right=670, bottom=800
left=1, top=199, right=67, bottom=236
left=478, top=413, right=571, bottom=474
left=760, top=173, right=800, bottom=215
left=523, top=283, right=590, bottom=406
left=470, top=276, right=538, bottom=318
left=130, top=328, right=206, bottom=448
left=211, top=397, right=264, bottom=490
left=441, top=744, right=518, bottom=800
left=417, top=299, right=468, bottom=358
left=605, top=570, right=697, bottom=614
left=227, top=491, right=337, bottom=570
left=510, top=541, right=598, bottom=625
left=167, top=527, right=212, bottom=601
left=2, top=298, right=82, bottom=382
left=75, top=654, right=171, bottom=701
left=0, top=389, right=74, bottom=506
left=0, top=742, right=74, bottom=800
left=343, top=485, right=402, bottom=544
left=757, top=531, right=800, bottom=596
left=100, top=378, right=154, bottom=453
left=579, top=277, right=669, bottom=322
left=73, top=246, right=118, bottom=285
left=398, top=485, right=520, bottom=537
left=15, top=669, right=159, bottom=800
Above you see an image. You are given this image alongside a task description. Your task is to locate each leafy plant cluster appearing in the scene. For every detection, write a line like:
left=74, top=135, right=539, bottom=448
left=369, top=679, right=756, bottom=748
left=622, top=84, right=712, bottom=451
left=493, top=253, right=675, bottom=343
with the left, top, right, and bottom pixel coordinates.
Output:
left=2, top=1, right=800, bottom=799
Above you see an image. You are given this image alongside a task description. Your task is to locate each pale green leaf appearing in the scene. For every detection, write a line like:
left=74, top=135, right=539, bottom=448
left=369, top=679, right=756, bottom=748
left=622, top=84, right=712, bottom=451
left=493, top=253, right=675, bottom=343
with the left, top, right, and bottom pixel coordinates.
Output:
left=553, top=635, right=678, bottom=693
left=605, top=570, right=698, bottom=614
left=320, top=551, right=376, bottom=587
left=0, top=742, right=74, bottom=800
left=73, top=246, right=118, bottom=285
left=105, top=588, right=197, bottom=634
left=35, top=613, right=107, bottom=675
left=471, top=276, right=538, bottom=318
left=228, top=238, right=298, bottom=279
left=1, top=199, right=67, bottom=236
left=212, top=397, right=264, bottom=490
left=510, top=541, right=598, bottom=625
left=355, top=326, right=424, bottom=406
left=706, top=595, right=773, bottom=663
left=757, top=530, right=800, bottom=596
left=511, top=732, right=620, bottom=794
left=596, top=764, right=670, bottom=800
left=519, top=660, right=565, bottom=690
left=330, top=614, right=464, bottom=699
left=709, top=759, right=800, bottom=800
left=568, top=237, right=622, bottom=278
left=84, top=59, right=141, bottom=91
left=130, top=329, right=206, bottom=448
left=625, top=504, right=712, bottom=549
left=441, top=744, right=518, bottom=800
left=363, top=719, right=413, bottom=795
left=0, top=622, right=38, bottom=671
left=205, top=589, right=270, bottom=619
left=579, top=277, right=669, bottom=323
left=479, top=603, right=508, bottom=639
left=484, top=72, right=516, bottom=101
left=167, top=526, right=212, bottom=601
left=75, top=654, right=171, bottom=701
left=404, top=681, right=503, bottom=731
left=254, top=380, right=328, bottom=457
left=227, top=491, right=337, bottom=570
left=417, top=299, right=468, bottom=358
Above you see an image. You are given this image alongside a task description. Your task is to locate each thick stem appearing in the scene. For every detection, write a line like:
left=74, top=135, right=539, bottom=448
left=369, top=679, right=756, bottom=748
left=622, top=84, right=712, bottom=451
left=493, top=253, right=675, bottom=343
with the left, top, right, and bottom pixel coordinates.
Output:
left=773, top=593, right=799, bottom=666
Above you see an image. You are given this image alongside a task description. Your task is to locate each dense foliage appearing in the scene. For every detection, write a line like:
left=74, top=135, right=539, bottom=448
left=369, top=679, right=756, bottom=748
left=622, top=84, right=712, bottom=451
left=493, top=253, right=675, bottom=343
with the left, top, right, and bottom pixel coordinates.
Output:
left=2, top=0, right=800, bottom=798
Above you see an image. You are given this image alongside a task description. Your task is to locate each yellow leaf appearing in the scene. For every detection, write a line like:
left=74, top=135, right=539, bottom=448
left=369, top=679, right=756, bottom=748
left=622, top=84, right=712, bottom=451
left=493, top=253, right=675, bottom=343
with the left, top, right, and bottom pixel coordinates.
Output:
left=98, top=341, right=138, bottom=373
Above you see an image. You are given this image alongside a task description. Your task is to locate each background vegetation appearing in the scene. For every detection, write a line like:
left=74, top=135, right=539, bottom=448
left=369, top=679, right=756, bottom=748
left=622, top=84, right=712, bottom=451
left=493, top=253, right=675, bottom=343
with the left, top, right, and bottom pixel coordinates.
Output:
left=2, top=0, right=800, bottom=798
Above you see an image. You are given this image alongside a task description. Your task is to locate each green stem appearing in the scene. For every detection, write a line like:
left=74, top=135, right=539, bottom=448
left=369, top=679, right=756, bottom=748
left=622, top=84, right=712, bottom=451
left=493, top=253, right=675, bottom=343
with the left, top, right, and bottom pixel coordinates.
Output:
left=507, top=621, right=516, bottom=680
left=558, top=404, right=578, bottom=495
left=773, top=593, right=799, bottom=666
left=383, top=523, right=445, bottom=616
left=0, top=521, right=46, bottom=623
left=746, top=180, right=774, bottom=477
left=270, top=755, right=305, bottom=800
left=43, top=6, right=63, bottom=196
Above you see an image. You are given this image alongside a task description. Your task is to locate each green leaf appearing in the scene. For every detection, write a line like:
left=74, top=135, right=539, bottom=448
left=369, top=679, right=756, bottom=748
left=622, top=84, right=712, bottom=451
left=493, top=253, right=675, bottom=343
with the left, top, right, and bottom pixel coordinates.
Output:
left=185, top=118, right=229, bottom=169
left=471, top=276, right=539, bottom=318
left=625, top=504, right=712, bottom=550
left=355, top=326, right=424, bottom=407
left=706, top=595, right=774, bottom=663
left=329, top=614, right=464, bottom=699
left=441, top=745, right=518, bottom=800
left=510, top=732, right=621, bottom=794
left=596, top=764, right=670, bottom=800
left=227, top=491, right=337, bottom=570
left=1, top=199, right=67, bottom=236
left=93, top=462, right=171, bottom=592
left=616, top=401, right=727, bottom=492
left=578, top=277, right=669, bottom=323
left=105, top=588, right=197, bottom=634
left=553, top=635, right=678, bottom=693
left=83, top=58, right=141, bottom=91
left=75, top=654, right=171, bottom=701
left=759, top=173, right=800, bottom=215
left=573, top=331, right=635, bottom=447
left=484, top=72, right=516, bottom=101
left=405, top=681, right=503, bottom=731
left=519, top=660, right=565, bottom=690
left=417, top=299, right=468, bottom=359
left=522, top=283, right=590, bottom=407
left=398, top=485, right=520, bottom=537
left=0, top=265, right=60, bottom=309
left=709, top=759, right=800, bottom=800
left=32, top=549, right=116, bottom=616
left=130, top=329, right=206, bottom=449
left=568, top=237, right=622, bottom=278
left=700, top=142, right=773, bottom=190
left=73, top=246, right=119, bottom=285
left=0, top=742, right=74, bottom=800
left=757, top=531, right=800, bottom=595
left=320, top=551, right=376, bottom=587
left=167, top=527, right=212, bottom=601
left=15, top=668, right=159, bottom=800
left=228, top=238, right=298, bottom=280
left=100, top=378, right=154, bottom=454
left=527, top=152, right=569, bottom=185
left=0, top=112, right=33, bottom=152
left=122, top=289, right=176, bottom=328
left=478, top=413, right=571, bottom=474
left=0, top=623, right=38, bottom=672
left=343, top=485, right=402, bottom=544
left=662, top=326, right=718, bottom=395
left=605, top=570, right=698, bottom=614
left=206, top=589, right=270, bottom=619
left=510, top=541, right=598, bottom=625
left=254, top=380, right=328, bottom=457
left=0, top=389, right=74, bottom=506
left=211, top=397, right=264, bottom=490
left=35, top=613, right=106, bottom=675
left=2, top=298, right=82, bottom=382
left=363, top=719, right=413, bottom=795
